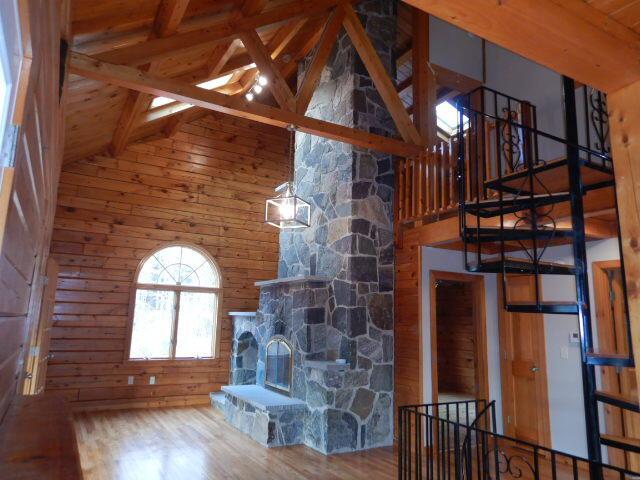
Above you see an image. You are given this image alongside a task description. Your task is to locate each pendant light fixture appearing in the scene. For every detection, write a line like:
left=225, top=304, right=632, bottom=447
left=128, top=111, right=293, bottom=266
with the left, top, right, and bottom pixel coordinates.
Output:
left=265, top=125, right=310, bottom=229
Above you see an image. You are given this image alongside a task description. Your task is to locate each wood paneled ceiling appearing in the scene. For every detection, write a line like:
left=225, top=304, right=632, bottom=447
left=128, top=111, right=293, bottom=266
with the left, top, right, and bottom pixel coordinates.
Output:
left=64, top=0, right=330, bottom=163
left=587, top=0, right=640, bottom=32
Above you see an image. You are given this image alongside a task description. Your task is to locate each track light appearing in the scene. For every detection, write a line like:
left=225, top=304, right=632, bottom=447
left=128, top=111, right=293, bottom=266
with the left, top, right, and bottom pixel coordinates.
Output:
left=245, top=92, right=254, bottom=101
left=253, top=84, right=263, bottom=94
left=258, top=75, right=268, bottom=86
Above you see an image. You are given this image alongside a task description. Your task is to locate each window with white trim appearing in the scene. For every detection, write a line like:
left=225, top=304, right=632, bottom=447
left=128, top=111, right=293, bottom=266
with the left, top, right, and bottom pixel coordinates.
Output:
left=129, top=245, right=222, bottom=360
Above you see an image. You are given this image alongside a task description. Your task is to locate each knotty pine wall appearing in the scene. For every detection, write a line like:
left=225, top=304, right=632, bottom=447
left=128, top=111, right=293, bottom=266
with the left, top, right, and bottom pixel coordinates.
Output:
left=45, top=113, right=288, bottom=410
left=0, top=1, right=64, bottom=418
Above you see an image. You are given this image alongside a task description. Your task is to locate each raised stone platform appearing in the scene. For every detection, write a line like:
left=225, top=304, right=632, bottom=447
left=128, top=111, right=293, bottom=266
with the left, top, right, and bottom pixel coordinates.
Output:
left=210, top=392, right=226, bottom=411
left=222, top=385, right=305, bottom=412
left=222, top=385, right=306, bottom=448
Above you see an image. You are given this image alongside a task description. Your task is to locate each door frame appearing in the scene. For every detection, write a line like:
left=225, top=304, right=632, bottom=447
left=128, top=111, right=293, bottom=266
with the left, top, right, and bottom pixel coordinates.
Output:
left=592, top=259, right=631, bottom=468
left=498, top=274, right=552, bottom=448
left=429, top=270, right=490, bottom=403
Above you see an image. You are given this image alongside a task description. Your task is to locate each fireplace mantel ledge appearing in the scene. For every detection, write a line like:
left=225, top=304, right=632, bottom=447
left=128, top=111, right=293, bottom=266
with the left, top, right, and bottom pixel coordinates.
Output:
left=254, top=275, right=331, bottom=288
left=221, top=385, right=306, bottom=412
left=305, top=360, right=349, bottom=372
left=228, top=311, right=256, bottom=317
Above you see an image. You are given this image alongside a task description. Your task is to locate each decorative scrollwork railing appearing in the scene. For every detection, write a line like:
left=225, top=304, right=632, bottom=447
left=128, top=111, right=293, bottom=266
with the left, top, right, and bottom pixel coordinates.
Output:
left=398, top=401, right=639, bottom=480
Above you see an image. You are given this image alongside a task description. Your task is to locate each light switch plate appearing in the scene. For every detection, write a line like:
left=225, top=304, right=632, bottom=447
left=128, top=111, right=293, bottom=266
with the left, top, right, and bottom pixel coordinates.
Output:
left=127, top=376, right=134, bottom=385
left=149, top=375, right=156, bottom=385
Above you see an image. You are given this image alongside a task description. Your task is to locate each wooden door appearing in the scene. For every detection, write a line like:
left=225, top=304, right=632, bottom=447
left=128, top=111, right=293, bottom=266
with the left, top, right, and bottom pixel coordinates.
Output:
left=499, top=274, right=551, bottom=446
left=593, top=261, right=640, bottom=470
left=22, top=258, right=59, bottom=395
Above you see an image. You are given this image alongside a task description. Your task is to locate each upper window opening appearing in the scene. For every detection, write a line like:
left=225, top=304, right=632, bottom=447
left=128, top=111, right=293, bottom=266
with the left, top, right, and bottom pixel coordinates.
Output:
left=129, top=245, right=222, bottom=361
left=436, top=100, right=469, bottom=137
left=149, top=73, right=233, bottom=110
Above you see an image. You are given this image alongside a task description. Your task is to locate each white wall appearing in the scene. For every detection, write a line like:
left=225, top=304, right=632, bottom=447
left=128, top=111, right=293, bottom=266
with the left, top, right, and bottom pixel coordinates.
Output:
left=536, top=238, right=620, bottom=458
left=421, top=239, right=621, bottom=452
left=429, top=18, right=568, bottom=159
left=429, top=16, right=483, bottom=83
left=421, top=247, right=504, bottom=433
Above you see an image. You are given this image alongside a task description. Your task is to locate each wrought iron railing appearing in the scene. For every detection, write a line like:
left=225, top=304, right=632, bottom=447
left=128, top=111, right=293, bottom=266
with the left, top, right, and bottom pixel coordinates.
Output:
left=398, top=401, right=640, bottom=480
left=455, top=92, right=614, bottom=312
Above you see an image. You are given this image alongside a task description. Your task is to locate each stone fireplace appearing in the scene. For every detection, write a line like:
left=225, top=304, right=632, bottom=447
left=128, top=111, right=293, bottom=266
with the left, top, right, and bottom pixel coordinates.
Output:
left=220, top=0, right=396, bottom=455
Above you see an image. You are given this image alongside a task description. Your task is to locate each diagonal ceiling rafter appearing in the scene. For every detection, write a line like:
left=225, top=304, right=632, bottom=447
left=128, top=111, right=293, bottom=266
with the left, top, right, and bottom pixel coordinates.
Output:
left=340, top=3, right=423, bottom=145
left=70, top=51, right=422, bottom=157
left=110, top=0, right=191, bottom=156
left=159, top=15, right=328, bottom=134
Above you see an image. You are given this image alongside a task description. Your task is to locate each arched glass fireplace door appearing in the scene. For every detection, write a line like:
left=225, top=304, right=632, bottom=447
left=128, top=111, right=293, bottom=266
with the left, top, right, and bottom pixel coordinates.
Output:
left=264, top=336, right=292, bottom=395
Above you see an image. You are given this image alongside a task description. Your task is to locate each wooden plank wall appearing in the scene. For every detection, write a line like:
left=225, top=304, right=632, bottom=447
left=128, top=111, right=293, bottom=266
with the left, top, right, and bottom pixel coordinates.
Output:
left=394, top=227, right=422, bottom=417
left=45, top=112, right=287, bottom=410
left=436, top=282, right=476, bottom=396
left=0, top=1, right=63, bottom=419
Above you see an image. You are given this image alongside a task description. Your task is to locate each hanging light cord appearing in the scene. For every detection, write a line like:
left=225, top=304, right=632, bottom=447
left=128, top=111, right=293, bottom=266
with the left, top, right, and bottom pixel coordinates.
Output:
left=287, top=124, right=296, bottom=187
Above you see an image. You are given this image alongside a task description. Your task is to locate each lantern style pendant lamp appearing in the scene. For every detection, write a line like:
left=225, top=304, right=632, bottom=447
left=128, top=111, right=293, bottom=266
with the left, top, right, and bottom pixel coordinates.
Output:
left=265, top=125, right=310, bottom=229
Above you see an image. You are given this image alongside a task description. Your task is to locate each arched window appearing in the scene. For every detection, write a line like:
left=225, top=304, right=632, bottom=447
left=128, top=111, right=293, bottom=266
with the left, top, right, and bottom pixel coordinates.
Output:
left=128, top=244, right=222, bottom=360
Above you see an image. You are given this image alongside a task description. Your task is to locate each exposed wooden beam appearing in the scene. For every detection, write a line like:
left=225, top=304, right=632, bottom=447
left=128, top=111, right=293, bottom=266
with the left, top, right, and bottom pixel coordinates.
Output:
left=240, top=29, right=296, bottom=111
left=296, top=8, right=345, bottom=114
left=402, top=0, right=640, bottom=93
left=111, top=82, right=156, bottom=156
left=95, top=0, right=348, bottom=67
left=396, top=46, right=412, bottom=69
left=70, top=52, right=422, bottom=157
left=341, top=4, right=422, bottom=145
left=396, top=76, right=412, bottom=95
left=163, top=0, right=272, bottom=139
left=164, top=18, right=306, bottom=137
left=240, top=0, right=269, bottom=16
left=162, top=16, right=328, bottom=134
left=412, top=9, right=437, bottom=144
left=608, top=80, right=640, bottom=402
left=154, top=0, right=191, bottom=37
left=110, top=0, right=191, bottom=156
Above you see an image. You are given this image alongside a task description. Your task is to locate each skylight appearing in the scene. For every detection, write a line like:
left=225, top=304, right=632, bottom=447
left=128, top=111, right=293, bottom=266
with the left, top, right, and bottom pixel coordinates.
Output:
left=436, top=101, right=469, bottom=136
left=149, top=73, right=234, bottom=110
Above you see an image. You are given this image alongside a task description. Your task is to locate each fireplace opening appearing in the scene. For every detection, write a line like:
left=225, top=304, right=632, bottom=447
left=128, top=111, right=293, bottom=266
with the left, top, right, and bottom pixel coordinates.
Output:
left=265, top=336, right=292, bottom=395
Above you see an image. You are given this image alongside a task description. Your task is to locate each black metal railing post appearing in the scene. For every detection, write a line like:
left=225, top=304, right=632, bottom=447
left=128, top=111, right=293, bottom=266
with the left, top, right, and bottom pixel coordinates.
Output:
left=563, top=75, right=602, bottom=477
left=399, top=406, right=404, bottom=480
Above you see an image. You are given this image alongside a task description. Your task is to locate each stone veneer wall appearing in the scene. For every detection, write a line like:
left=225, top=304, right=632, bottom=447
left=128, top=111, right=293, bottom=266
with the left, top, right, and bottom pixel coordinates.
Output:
left=277, top=0, right=397, bottom=452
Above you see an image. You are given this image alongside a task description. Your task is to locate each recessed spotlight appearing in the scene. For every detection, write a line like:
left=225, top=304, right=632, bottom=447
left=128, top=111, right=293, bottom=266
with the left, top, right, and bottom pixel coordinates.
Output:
left=258, top=75, right=268, bottom=86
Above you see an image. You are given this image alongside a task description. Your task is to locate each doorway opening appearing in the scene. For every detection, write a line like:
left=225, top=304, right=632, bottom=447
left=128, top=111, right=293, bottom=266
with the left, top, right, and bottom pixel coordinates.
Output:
left=593, top=260, right=640, bottom=471
left=430, top=271, right=489, bottom=406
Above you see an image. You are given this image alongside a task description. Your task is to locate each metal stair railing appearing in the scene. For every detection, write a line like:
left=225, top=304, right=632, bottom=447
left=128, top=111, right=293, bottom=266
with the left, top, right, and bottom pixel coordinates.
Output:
left=454, top=83, right=637, bottom=472
left=398, top=401, right=640, bottom=480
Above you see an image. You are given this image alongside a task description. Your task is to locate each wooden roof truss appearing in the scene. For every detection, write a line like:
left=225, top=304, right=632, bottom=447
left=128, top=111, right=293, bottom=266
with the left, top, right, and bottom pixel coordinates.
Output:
left=68, top=0, right=430, bottom=160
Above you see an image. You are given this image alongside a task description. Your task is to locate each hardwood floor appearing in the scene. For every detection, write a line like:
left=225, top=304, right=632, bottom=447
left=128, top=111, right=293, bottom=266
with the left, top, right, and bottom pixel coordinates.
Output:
left=74, top=406, right=396, bottom=480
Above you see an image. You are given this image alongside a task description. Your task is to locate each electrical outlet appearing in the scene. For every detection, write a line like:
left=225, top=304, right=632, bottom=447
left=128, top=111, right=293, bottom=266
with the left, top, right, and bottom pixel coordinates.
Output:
left=127, top=376, right=134, bottom=385
left=149, top=375, right=156, bottom=385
